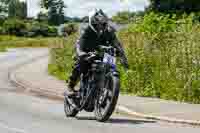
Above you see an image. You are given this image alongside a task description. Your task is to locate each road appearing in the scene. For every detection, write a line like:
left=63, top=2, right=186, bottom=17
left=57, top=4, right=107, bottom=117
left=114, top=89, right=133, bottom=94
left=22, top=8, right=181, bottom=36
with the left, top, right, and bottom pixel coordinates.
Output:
left=0, top=48, right=200, bottom=133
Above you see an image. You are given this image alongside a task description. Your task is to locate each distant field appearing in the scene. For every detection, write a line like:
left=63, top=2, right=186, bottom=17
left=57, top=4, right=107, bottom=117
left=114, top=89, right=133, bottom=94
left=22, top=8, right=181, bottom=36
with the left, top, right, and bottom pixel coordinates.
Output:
left=0, top=47, right=6, bottom=52
left=0, top=35, right=65, bottom=49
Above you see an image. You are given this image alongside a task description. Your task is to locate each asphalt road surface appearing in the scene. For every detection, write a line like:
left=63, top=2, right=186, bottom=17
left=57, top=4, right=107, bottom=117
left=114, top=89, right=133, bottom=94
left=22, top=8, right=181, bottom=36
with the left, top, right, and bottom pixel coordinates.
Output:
left=0, top=48, right=200, bottom=133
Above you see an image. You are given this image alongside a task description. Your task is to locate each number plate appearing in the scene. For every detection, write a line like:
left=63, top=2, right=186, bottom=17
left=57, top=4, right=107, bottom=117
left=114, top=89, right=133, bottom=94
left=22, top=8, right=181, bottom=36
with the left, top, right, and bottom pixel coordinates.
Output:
left=103, top=53, right=114, bottom=64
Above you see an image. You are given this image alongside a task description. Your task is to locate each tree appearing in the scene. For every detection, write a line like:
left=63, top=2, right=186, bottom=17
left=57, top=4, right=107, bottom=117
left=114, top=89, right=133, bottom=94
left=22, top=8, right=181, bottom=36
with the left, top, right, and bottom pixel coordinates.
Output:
left=20, top=1, right=27, bottom=19
left=37, top=11, right=48, bottom=22
left=8, top=0, right=27, bottom=19
left=0, top=0, right=11, bottom=15
left=148, top=0, right=200, bottom=13
left=41, top=0, right=66, bottom=25
left=57, top=0, right=65, bottom=24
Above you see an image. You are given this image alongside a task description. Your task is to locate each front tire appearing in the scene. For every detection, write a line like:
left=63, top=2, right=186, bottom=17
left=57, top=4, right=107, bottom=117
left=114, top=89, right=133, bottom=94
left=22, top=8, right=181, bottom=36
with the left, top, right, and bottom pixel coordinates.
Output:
left=64, top=96, right=79, bottom=117
left=94, top=75, right=120, bottom=122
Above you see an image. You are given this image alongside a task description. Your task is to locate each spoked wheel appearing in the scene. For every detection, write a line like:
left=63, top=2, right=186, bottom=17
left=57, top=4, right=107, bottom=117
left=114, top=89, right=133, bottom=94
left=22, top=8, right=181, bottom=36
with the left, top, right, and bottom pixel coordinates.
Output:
left=64, top=96, right=79, bottom=117
left=94, top=76, right=120, bottom=122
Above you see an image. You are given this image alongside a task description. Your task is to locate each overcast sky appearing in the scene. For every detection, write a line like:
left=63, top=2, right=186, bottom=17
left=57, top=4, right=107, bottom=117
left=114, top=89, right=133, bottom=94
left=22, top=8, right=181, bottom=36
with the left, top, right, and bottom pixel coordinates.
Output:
left=27, top=0, right=149, bottom=18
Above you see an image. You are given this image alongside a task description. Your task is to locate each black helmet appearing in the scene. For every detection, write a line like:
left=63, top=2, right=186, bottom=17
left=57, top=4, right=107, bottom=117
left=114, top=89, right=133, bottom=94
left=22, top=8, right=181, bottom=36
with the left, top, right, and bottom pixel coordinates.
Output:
left=89, top=9, right=109, bottom=35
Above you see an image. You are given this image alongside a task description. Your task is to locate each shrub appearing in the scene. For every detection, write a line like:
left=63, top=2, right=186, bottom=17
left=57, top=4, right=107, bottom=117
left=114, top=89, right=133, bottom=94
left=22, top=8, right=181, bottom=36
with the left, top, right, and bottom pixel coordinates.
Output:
left=47, top=26, right=58, bottom=37
left=2, top=19, right=58, bottom=37
left=49, top=33, right=78, bottom=80
left=27, top=22, right=57, bottom=37
left=112, top=11, right=144, bottom=24
left=27, top=22, right=47, bottom=37
left=117, top=13, right=200, bottom=103
left=0, top=26, right=4, bottom=35
left=0, top=15, right=5, bottom=26
left=62, top=23, right=78, bottom=37
left=3, top=19, right=27, bottom=36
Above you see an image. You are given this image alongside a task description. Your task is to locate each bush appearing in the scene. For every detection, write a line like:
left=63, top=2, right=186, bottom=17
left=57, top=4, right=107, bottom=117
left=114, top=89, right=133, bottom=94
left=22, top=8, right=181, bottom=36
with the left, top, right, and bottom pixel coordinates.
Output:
left=0, top=27, right=4, bottom=35
left=47, top=26, right=58, bottom=37
left=112, top=11, right=144, bottom=24
left=2, top=19, right=58, bottom=37
left=62, top=23, right=78, bottom=37
left=0, top=15, right=5, bottom=26
left=27, top=22, right=47, bottom=37
left=49, top=33, right=78, bottom=80
left=112, top=11, right=130, bottom=24
left=3, top=19, right=27, bottom=36
left=27, top=22, right=57, bottom=37
left=117, top=12, right=200, bottom=103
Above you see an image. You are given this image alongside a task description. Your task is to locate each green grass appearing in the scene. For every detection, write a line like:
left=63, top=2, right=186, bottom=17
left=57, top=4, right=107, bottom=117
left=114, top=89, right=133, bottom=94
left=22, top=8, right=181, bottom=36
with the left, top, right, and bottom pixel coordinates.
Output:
left=48, top=33, right=77, bottom=81
left=0, top=46, right=7, bottom=52
left=0, top=35, right=63, bottom=49
left=116, top=13, right=200, bottom=103
left=48, top=64, right=68, bottom=80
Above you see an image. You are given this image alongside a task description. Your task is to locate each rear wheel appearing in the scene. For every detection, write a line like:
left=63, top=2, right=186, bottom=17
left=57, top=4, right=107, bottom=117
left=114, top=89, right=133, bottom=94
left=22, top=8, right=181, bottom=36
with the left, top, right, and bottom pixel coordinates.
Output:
left=94, top=75, right=120, bottom=122
left=64, top=96, right=79, bottom=117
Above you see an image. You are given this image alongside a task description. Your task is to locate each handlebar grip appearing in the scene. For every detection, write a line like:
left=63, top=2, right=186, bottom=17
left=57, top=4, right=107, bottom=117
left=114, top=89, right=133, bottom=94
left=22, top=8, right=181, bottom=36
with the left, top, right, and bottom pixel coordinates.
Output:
left=85, top=54, right=96, bottom=62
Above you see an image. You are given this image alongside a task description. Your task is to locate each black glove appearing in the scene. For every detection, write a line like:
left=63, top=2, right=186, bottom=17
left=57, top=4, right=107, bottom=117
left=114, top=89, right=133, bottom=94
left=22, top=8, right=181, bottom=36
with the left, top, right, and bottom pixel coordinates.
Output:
left=79, top=52, right=89, bottom=60
left=120, top=58, right=129, bottom=70
left=123, top=62, right=129, bottom=70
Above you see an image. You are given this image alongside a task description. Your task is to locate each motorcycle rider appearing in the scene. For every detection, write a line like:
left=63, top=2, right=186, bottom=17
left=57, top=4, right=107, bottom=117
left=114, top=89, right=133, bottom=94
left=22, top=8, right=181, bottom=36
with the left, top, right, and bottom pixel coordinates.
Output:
left=66, top=9, right=129, bottom=96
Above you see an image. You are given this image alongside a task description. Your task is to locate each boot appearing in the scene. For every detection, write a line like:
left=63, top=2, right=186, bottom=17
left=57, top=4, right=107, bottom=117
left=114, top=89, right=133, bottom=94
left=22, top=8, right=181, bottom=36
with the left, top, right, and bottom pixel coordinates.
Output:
left=66, top=80, right=76, bottom=96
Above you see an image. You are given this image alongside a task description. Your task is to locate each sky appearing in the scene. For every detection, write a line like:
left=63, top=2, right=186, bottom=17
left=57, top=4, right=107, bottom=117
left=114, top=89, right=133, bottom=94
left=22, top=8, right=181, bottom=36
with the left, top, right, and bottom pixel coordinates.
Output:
left=27, top=0, right=149, bottom=18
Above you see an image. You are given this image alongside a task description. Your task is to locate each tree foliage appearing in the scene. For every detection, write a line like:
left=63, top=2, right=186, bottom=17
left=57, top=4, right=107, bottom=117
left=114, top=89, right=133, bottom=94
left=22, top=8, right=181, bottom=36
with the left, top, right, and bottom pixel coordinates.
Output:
left=37, top=12, right=48, bottom=22
left=41, top=0, right=66, bottom=25
left=148, top=0, right=200, bottom=13
left=0, top=0, right=11, bottom=14
left=3, top=19, right=26, bottom=36
left=8, top=0, right=27, bottom=19
left=117, top=12, right=200, bottom=103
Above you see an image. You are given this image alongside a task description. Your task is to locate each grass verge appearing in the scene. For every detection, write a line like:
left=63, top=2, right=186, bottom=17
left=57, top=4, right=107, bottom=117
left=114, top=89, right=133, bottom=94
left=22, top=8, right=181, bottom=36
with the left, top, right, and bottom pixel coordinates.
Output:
left=0, top=47, right=7, bottom=52
left=0, top=35, right=63, bottom=49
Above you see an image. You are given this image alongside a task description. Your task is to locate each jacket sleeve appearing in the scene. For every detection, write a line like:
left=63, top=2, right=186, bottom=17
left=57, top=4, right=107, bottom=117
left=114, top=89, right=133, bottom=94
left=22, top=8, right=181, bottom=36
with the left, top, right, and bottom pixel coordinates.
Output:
left=111, top=32, right=129, bottom=69
left=75, top=28, right=88, bottom=57
left=75, top=40, right=86, bottom=57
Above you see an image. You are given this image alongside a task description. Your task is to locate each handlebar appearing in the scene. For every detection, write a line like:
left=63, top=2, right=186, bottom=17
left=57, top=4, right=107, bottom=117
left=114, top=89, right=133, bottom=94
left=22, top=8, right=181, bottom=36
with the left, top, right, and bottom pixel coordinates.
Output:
left=85, top=45, right=116, bottom=62
left=98, top=45, right=114, bottom=51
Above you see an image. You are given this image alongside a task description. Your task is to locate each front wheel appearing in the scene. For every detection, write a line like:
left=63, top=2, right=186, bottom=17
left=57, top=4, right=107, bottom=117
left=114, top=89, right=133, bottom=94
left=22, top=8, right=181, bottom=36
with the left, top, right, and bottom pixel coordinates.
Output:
left=64, top=96, right=79, bottom=117
left=94, top=75, right=120, bottom=122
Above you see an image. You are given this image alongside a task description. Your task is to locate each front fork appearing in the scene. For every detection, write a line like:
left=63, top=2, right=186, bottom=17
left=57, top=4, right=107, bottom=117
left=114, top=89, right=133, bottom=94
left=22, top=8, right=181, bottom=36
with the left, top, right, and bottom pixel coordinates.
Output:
left=91, top=61, right=105, bottom=90
left=92, top=61, right=117, bottom=105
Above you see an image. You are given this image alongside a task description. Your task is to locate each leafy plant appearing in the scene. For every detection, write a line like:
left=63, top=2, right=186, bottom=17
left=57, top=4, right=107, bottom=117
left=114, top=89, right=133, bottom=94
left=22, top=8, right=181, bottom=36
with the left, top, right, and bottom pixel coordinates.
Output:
left=61, top=23, right=78, bottom=36
left=117, top=13, right=200, bottom=103
left=48, top=33, right=78, bottom=80
left=3, top=19, right=26, bottom=36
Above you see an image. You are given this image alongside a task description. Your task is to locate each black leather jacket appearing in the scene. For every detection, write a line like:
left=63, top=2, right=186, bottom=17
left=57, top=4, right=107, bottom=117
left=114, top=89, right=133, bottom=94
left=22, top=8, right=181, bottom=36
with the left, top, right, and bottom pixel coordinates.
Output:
left=75, top=25, right=129, bottom=69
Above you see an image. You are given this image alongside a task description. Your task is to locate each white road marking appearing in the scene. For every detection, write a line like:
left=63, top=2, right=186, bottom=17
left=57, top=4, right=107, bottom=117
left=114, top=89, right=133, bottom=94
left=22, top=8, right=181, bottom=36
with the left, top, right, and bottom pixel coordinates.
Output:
left=0, top=122, right=27, bottom=133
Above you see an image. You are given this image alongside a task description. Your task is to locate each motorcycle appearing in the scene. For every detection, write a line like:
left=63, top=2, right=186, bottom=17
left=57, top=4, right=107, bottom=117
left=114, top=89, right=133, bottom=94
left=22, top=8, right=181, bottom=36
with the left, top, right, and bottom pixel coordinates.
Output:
left=64, top=45, right=120, bottom=122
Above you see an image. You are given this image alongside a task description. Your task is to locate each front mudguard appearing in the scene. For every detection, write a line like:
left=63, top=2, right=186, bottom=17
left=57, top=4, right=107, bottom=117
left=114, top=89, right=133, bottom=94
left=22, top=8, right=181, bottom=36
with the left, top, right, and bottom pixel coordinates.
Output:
left=111, top=70, right=120, bottom=77
left=106, top=70, right=120, bottom=79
